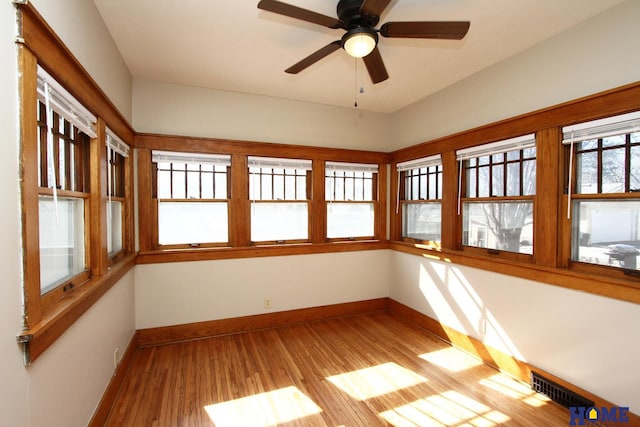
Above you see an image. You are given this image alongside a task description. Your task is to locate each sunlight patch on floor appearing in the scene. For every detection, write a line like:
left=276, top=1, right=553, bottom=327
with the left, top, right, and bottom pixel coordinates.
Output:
left=326, top=362, right=428, bottom=400
left=479, top=374, right=550, bottom=407
left=380, top=390, right=511, bottom=427
left=204, top=386, right=322, bottom=427
left=419, top=347, right=484, bottom=373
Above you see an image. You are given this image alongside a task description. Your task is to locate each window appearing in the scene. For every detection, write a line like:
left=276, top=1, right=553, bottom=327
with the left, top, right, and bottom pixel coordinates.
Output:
left=106, top=129, right=129, bottom=259
left=325, top=162, right=378, bottom=239
left=564, top=111, right=640, bottom=271
left=457, top=134, right=536, bottom=255
left=36, top=66, right=95, bottom=294
left=397, top=155, right=442, bottom=243
left=152, top=151, right=231, bottom=247
left=249, top=157, right=311, bottom=243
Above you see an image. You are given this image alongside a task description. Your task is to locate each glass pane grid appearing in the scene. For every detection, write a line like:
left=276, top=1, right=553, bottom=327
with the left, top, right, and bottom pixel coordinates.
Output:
left=325, top=170, right=374, bottom=201
left=157, top=162, right=228, bottom=200
left=465, top=148, right=536, bottom=198
left=403, top=166, right=442, bottom=201
left=575, top=133, right=640, bottom=194
left=250, top=167, right=308, bottom=201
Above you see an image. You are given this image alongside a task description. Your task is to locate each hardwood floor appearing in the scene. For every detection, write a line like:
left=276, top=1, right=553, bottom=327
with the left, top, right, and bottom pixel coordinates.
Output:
left=106, top=312, right=569, bottom=426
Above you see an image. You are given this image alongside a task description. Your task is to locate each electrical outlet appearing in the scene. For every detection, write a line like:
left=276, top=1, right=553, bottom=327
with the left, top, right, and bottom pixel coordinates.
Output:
left=264, top=298, right=272, bottom=309
left=113, top=347, right=119, bottom=370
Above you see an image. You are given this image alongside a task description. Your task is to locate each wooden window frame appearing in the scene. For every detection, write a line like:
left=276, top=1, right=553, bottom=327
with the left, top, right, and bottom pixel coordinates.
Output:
left=152, top=155, right=231, bottom=249
left=390, top=81, right=640, bottom=305
left=16, top=2, right=136, bottom=364
left=459, top=145, right=536, bottom=261
left=399, top=164, right=443, bottom=246
left=325, top=165, right=379, bottom=242
left=136, top=135, right=389, bottom=262
left=562, top=128, right=640, bottom=279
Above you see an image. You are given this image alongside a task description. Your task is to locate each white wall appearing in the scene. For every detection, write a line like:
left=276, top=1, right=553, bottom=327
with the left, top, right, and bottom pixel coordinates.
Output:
left=31, top=0, right=133, bottom=122
left=389, top=251, right=640, bottom=413
left=0, top=2, right=30, bottom=426
left=133, top=79, right=391, bottom=152
left=0, top=1, right=136, bottom=426
left=136, top=250, right=390, bottom=329
left=390, top=0, right=640, bottom=149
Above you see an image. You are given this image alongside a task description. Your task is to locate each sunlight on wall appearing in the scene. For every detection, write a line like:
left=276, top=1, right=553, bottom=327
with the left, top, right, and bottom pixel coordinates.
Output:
left=204, top=386, right=321, bottom=426
left=326, top=362, right=428, bottom=401
left=419, top=347, right=483, bottom=373
left=418, top=262, right=524, bottom=361
left=380, top=390, right=511, bottom=427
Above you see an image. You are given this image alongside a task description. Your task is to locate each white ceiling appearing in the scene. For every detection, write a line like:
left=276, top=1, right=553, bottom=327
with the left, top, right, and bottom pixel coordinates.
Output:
left=93, top=0, right=626, bottom=114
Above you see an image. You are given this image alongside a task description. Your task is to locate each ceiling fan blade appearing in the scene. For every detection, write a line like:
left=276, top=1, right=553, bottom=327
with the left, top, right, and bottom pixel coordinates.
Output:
left=363, top=47, right=389, bottom=84
left=258, top=0, right=342, bottom=29
left=380, top=21, right=470, bottom=39
left=360, top=0, right=392, bottom=17
left=285, top=41, right=342, bottom=74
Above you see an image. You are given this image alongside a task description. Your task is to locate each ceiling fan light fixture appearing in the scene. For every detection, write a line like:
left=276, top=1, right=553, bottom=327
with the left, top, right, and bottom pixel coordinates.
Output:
left=342, top=27, right=378, bottom=58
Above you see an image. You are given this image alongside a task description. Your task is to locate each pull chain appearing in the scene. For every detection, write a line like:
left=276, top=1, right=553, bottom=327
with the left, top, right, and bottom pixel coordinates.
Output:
left=354, top=57, right=358, bottom=108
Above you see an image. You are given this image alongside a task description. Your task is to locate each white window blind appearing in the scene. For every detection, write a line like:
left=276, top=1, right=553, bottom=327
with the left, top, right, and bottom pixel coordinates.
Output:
left=325, top=161, right=378, bottom=173
left=562, top=111, right=640, bottom=144
left=152, top=150, right=231, bottom=167
left=396, top=155, right=441, bottom=172
left=456, top=134, right=536, bottom=160
left=248, top=156, right=312, bottom=170
left=37, top=65, right=97, bottom=138
left=106, top=128, right=130, bottom=158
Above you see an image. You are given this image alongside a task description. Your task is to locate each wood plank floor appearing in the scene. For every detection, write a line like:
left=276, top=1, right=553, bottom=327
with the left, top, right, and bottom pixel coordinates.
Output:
left=105, top=312, right=570, bottom=426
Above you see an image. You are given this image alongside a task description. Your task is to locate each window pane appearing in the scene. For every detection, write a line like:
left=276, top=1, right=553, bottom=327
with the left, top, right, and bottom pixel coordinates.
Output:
left=576, top=151, right=597, bottom=194
left=631, top=146, right=640, bottom=191
left=602, top=148, right=624, bottom=193
left=572, top=200, right=640, bottom=270
left=523, top=159, right=536, bottom=196
left=172, top=170, right=186, bottom=198
left=492, top=164, right=504, bottom=196
left=251, top=202, right=308, bottom=241
left=477, top=167, right=490, bottom=197
left=39, top=196, right=85, bottom=294
left=506, top=163, right=520, bottom=197
left=402, top=203, right=441, bottom=242
left=462, top=202, right=533, bottom=254
left=107, top=200, right=123, bottom=256
left=158, top=202, right=228, bottom=245
left=327, top=203, right=374, bottom=238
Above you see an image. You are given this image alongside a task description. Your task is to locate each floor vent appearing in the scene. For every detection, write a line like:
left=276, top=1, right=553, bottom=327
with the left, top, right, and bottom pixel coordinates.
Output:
left=531, top=372, right=594, bottom=409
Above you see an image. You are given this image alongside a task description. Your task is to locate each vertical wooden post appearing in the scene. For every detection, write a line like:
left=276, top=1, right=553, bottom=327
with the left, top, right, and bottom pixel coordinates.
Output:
left=535, top=127, right=563, bottom=268
left=137, top=148, right=153, bottom=252
left=440, top=151, right=460, bottom=250
left=229, top=154, right=250, bottom=246
left=311, top=159, right=326, bottom=244
left=90, top=118, right=107, bottom=276
left=18, top=45, right=42, bottom=328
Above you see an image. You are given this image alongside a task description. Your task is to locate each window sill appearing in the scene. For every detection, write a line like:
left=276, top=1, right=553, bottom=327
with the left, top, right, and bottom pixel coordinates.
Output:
left=390, top=241, right=640, bottom=305
left=17, top=254, right=136, bottom=364
left=136, top=240, right=390, bottom=264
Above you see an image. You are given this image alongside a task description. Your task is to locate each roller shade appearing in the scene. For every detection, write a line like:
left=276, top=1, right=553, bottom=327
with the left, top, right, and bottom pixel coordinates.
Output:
left=37, top=65, right=97, bottom=138
left=248, top=156, right=312, bottom=170
left=562, top=111, right=640, bottom=144
left=325, top=161, right=378, bottom=173
left=456, top=134, right=536, bottom=160
left=396, top=155, right=441, bottom=172
left=152, top=150, right=231, bottom=167
left=106, top=128, right=130, bottom=158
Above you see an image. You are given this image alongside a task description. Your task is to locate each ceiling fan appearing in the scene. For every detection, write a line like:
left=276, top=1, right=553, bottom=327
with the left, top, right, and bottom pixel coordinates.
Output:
left=257, top=0, right=470, bottom=84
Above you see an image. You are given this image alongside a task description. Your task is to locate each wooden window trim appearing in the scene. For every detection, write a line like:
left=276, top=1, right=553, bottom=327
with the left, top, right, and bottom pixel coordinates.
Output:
left=136, top=135, right=389, bottom=259
left=390, top=80, right=640, bottom=304
left=16, top=2, right=136, bottom=364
